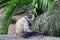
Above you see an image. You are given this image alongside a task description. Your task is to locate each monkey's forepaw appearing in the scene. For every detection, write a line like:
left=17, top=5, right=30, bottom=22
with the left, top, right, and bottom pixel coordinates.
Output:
left=21, top=32, right=32, bottom=38
left=21, top=31, right=44, bottom=38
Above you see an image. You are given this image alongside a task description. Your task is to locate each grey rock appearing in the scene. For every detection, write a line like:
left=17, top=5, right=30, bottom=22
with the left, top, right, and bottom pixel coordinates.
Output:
left=0, top=35, right=60, bottom=40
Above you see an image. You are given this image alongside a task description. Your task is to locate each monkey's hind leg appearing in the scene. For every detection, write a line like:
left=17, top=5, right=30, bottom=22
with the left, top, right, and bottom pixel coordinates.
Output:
left=15, top=27, right=23, bottom=36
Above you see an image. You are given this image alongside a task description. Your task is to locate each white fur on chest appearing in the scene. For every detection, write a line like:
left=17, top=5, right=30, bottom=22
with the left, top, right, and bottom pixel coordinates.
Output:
left=15, top=17, right=30, bottom=35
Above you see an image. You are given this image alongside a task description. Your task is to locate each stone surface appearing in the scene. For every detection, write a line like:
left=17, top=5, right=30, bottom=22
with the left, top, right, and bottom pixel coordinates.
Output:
left=0, top=35, right=60, bottom=40
left=8, top=24, right=16, bottom=35
left=0, top=7, right=6, bottom=21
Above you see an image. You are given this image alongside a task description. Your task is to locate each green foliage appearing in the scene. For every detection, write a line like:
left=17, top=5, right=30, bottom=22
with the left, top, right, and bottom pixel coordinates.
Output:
left=0, top=0, right=55, bottom=35
left=31, top=0, right=54, bottom=32
left=0, top=0, right=10, bottom=8
left=0, top=0, right=32, bottom=34
left=34, top=1, right=60, bottom=37
left=29, top=0, right=54, bottom=15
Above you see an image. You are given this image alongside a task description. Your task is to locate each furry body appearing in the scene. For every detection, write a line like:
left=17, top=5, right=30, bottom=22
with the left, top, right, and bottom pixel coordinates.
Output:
left=15, top=16, right=32, bottom=36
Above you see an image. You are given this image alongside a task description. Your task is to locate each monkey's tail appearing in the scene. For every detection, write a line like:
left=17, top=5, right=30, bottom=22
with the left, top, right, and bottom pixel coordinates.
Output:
left=31, top=31, right=44, bottom=36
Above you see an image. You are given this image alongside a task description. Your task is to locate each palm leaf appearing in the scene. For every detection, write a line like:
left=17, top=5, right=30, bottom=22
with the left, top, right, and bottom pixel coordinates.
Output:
left=0, top=0, right=10, bottom=8
left=31, top=0, right=54, bottom=31
left=0, top=0, right=32, bottom=34
left=34, top=1, right=60, bottom=37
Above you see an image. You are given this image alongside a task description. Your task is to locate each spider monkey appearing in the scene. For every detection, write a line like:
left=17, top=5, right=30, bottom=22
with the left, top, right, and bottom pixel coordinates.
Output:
left=21, top=15, right=44, bottom=38
left=21, top=8, right=44, bottom=38
left=15, top=14, right=44, bottom=38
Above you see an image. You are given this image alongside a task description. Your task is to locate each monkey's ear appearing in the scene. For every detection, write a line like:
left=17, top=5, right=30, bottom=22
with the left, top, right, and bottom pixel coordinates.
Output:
left=24, top=16, right=28, bottom=18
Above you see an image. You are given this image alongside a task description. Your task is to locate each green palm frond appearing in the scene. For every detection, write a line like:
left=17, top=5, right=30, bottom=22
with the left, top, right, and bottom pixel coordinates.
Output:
left=34, top=1, right=60, bottom=37
left=0, top=0, right=32, bottom=34
left=29, top=0, right=54, bottom=18
left=0, top=0, right=10, bottom=8
left=31, top=0, right=54, bottom=31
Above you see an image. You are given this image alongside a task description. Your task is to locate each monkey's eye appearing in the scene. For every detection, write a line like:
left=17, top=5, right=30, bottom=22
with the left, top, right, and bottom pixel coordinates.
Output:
left=28, top=15, right=32, bottom=18
left=28, top=16, right=32, bottom=18
left=28, top=17, right=32, bottom=18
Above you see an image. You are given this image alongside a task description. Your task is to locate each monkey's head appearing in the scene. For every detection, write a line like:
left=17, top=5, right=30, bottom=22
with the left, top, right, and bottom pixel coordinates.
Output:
left=25, top=14, right=34, bottom=22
